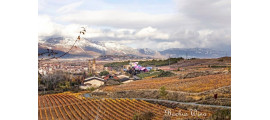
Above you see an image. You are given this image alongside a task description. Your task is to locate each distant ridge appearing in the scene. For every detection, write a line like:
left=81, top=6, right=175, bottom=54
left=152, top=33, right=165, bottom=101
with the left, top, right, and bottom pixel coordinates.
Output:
left=39, top=37, right=230, bottom=59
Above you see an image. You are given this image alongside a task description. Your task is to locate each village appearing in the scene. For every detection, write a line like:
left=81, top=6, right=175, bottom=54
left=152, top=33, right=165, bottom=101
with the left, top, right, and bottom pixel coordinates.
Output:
left=38, top=57, right=170, bottom=91
left=38, top=57, right=230, bottom=92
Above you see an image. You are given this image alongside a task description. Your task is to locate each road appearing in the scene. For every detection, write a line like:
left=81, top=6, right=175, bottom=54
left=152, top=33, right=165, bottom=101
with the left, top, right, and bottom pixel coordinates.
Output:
left=131, top=98, right=231, bottom=109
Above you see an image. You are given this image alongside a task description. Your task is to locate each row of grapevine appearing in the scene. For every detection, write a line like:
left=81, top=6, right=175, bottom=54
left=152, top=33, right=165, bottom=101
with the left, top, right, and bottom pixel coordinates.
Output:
left=102, top=74, right=231, bottom=93
left=38, top=94, right=211, bottom=120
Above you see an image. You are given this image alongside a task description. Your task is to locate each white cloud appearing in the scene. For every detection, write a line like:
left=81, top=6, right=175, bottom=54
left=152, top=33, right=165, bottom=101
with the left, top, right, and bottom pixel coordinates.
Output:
left=39, top=0, right=231, bottom=51
left=38, top=15, right=60, bottom=37
left=38, top=16, right=169, bottom=42
left=38, top=15, right=87, bottom=39
left=198, top=29, right=213, bottom=38
left=135, top=27, right=169, bottom=40
left=175, top=0, right=230, bottom=28
left=56, top=10, right=174, bottom=29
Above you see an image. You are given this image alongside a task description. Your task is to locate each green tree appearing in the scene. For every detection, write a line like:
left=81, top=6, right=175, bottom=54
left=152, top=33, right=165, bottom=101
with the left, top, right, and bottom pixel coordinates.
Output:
left=159, top=86, right=168, bottom=99
left=59, top=81, right=71, bottom=91
left=99, top=71, right=109, bottom=76
left=88, top=73, right=93, bottom=77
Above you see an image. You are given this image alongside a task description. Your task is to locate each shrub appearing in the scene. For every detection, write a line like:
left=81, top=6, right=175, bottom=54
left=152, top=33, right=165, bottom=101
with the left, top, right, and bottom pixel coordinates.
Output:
left=86, top=87, right=96, bottom=92
left=156, top=71, right=175, bottom=77
left=210, top=65, right=228, bottom=68
left=228, top=66, right=231, bottom=73
left=163, top=115, right=171, bottom=120
left=210, top=109, right=231, bottom=120
left=218, top=59, right=224, bottom=62
left=133, top=111, right=155, bottom=120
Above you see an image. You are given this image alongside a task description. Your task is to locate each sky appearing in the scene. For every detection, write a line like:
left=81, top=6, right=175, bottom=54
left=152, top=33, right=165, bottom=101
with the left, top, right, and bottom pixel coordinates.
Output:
left=39, top=0, right=231, bottom=51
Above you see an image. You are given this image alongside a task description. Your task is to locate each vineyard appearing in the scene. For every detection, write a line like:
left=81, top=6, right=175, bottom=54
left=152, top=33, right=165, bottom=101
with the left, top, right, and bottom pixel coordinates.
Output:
left=38, top=94, right=211, bottom=120
left=103, top=74, right=231, bottom=93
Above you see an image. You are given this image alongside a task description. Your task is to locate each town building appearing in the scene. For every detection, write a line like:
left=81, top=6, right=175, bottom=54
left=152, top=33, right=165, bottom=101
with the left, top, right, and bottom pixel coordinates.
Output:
left=80, top=76, right=106, bottom=89
left=88, top=58, right=96, bottom=75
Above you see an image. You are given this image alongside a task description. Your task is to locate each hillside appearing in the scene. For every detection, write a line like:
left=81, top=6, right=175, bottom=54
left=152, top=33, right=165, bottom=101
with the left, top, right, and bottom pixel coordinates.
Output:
left=102, top=74, right=230, bottom=93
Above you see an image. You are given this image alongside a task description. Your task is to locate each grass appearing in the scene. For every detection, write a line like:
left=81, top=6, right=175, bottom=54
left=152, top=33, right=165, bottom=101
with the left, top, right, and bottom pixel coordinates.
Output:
left=137, top=71, right=162, bottom=79
left=137, top=71, right=175, bottom=79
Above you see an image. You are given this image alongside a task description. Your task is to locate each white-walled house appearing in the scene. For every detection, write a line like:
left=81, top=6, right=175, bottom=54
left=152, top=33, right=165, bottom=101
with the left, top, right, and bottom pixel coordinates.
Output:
left=80, top=76, right=106, bottom=89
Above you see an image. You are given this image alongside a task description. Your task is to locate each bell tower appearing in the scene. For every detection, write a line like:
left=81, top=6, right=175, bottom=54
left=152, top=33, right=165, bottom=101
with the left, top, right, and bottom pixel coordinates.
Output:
left=92, top=58, right=96, bottom=72
left=88, top=59, right=92, bottom=74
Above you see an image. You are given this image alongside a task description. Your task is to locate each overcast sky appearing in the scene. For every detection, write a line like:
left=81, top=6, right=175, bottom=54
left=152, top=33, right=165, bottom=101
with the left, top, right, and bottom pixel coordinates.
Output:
left=39, top=0, right=231, bottom=51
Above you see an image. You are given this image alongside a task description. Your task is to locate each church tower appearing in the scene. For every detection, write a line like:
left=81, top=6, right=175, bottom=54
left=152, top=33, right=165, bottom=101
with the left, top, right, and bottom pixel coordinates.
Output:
left=88, top=59, right=92, bottom=74
left=92, top=58, right=96, bottom=72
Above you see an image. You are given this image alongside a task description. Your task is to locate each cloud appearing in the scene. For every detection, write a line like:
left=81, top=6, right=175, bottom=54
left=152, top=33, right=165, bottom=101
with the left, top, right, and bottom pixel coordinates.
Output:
left=38, top=15, right=60, bottom=37
left=39, top=0, right=231, bottom=51
left=55, top=10, right=174, bottom=29
left=135, top=27, right=169, bottom=40
left=39, top=15, right=169, bottom=40
left=38, top=15, right=87, bottom=40
left=175, top=0, right=231, bottom=28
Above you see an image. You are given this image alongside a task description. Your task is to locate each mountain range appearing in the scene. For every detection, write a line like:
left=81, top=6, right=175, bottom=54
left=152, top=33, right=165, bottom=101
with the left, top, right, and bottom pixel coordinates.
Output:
left=38, top=37, right=230, bottom=59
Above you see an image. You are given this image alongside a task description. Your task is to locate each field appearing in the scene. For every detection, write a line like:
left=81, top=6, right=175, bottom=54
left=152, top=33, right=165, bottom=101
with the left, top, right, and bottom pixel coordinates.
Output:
left=101, top=64, right=231, bottom=107
left=103, top=74, right=231, bottom=93
left=38, top=93, right=211, bottom=120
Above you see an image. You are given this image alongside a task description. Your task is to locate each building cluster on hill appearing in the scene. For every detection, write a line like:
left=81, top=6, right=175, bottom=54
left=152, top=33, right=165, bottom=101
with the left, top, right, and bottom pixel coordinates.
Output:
left=38, top=60, right=104, bottom=75
left=124, top=62, right=153, bottom=75
left=39, top=59, right=162, bottom=89
left=80, top=61, right=148, bottom=89
left=38, top=62, right=88, bottom=75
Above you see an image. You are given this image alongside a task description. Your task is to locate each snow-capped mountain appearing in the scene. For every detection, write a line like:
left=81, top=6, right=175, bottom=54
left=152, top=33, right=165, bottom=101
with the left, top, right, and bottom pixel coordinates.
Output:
left=137, top=48, right=157, bottom=55
left=39, top=37, right=229, bottom=59
left=159, top=48, right=230, bottom=58
left=38, top=37, right=152, bottom=58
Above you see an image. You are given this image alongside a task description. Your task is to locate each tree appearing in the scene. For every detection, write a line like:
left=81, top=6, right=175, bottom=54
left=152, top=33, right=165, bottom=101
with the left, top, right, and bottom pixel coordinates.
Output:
left=38, top=71, right=72, bottom=92
left=88, top=73, right=93, bottom=77
left=71, top=77, right=76, bottom=82
left=59, top=81, right=70, bottom=91
left=99, top=71, right=109, bottom=76
left=159, top=86, right=168, bottom=99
